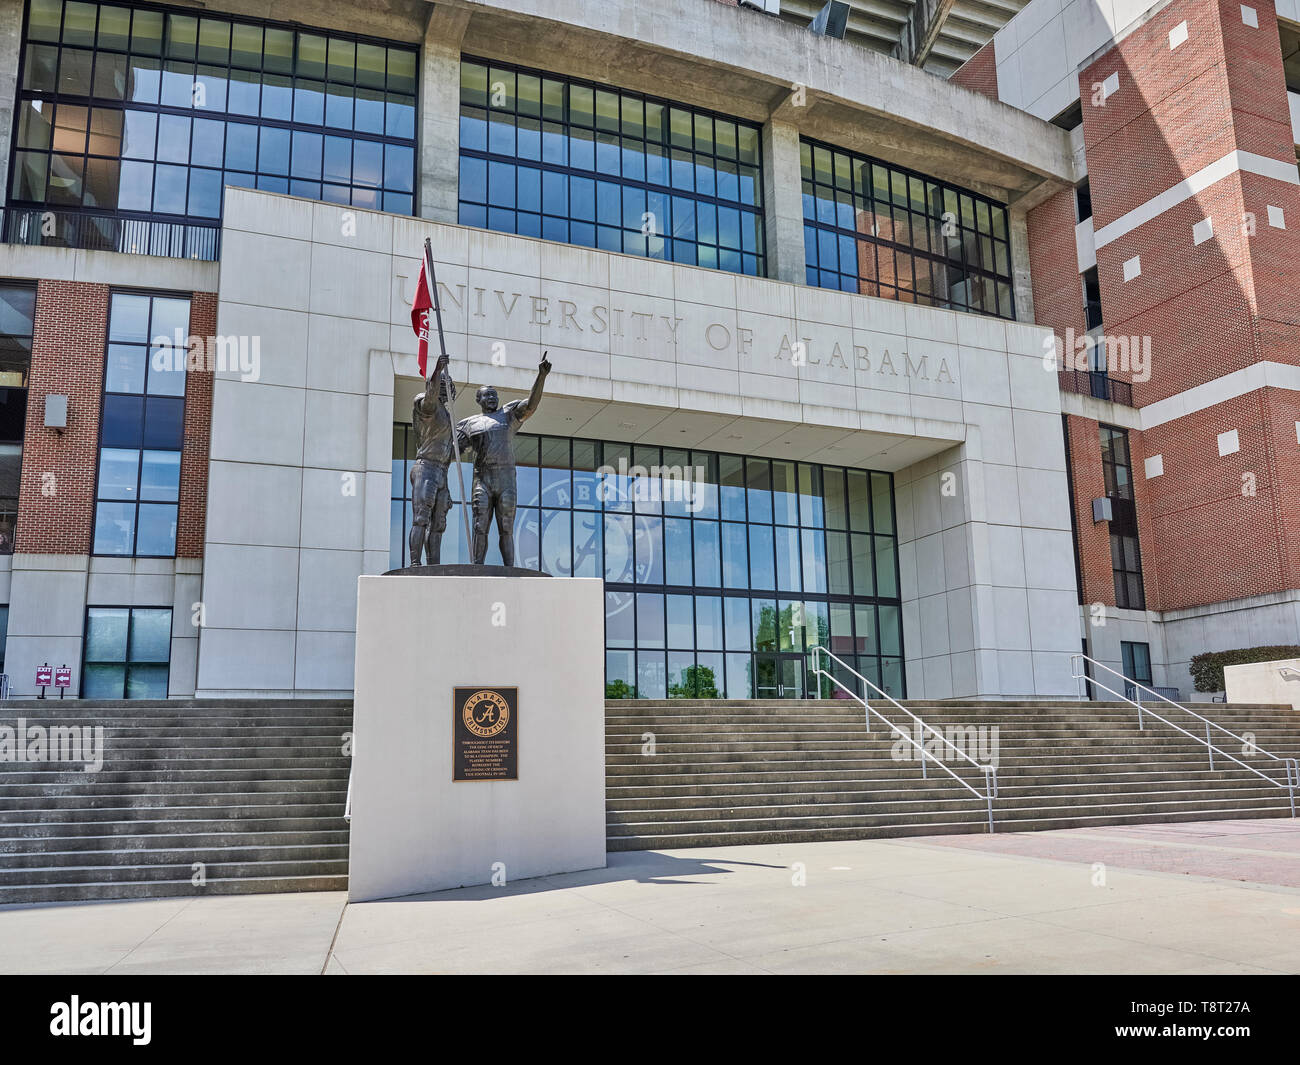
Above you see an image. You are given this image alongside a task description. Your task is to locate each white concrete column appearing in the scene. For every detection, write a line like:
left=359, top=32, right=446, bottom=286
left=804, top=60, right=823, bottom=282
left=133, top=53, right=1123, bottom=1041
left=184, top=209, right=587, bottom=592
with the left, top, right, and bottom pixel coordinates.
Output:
left=1008, top=204, right=1036, bottom=323
left=419, top=7, right=470, bottom=225
left=761, top=119, right=806, bottom=284
left=0, top=0, right=24, bottom=203
left=5, top=555, right=90, bottom=698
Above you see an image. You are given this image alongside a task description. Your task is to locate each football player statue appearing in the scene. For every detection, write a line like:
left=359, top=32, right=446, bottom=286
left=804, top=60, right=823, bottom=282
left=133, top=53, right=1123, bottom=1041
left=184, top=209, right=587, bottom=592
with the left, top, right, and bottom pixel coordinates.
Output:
left=408, top=351, right=455, bottom=566
left=455, top=352, right=552, bottom=567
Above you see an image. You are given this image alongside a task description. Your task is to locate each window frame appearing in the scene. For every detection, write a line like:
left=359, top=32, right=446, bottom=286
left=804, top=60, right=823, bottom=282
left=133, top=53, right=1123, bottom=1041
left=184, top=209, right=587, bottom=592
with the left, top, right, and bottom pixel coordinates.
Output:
left=1099, top=423, right=1145, bottom=610
left=0, top=281, right=36, bottom=554
left=1121, top=639, right=1152, bottom=686
left=456, top=55, right=767, bottom=277
left=91, top=286, right=189, bottom=558
left=80, top=604, right=173, bottom=698
left=799, top=134, right=1017, bottom=320
left=391, top=427, right=906, bottom=698
left=8, top=0, right=419, bottom=235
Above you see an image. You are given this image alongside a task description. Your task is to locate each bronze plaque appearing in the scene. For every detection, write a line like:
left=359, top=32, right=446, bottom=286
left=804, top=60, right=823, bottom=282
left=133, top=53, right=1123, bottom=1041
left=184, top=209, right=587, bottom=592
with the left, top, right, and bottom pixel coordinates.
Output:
left=452, top=686, right=518, bottom=781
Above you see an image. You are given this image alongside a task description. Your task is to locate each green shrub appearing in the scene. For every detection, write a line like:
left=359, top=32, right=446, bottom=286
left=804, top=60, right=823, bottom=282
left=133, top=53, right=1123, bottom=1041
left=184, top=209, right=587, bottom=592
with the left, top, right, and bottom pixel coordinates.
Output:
left=1188, top=645, right=1300, bottom=692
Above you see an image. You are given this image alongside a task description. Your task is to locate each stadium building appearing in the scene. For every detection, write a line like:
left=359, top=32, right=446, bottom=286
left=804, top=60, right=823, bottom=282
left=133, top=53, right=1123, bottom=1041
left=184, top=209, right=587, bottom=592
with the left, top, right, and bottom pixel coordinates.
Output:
left=0, top=0, right=1296, bottom=703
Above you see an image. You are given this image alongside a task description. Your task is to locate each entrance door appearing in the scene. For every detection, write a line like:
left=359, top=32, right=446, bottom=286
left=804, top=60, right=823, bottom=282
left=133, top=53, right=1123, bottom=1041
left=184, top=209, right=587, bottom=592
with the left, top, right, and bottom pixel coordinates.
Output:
left=754, top=653, right=805, bottom=698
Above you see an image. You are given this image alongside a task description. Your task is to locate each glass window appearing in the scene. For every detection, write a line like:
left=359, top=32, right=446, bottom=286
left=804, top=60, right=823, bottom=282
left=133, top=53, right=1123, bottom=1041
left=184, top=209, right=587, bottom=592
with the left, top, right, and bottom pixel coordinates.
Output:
left=10, top=1, right=417, bottom=259
left=94, top=291, right=188, bottom=556
left=801, top=135, right=1015, bottom=320
left=82, top=605, right=172, bottom=698
left=458, top=57, right=765, bottom=277
left=0, top=283, right=35, bottom=549
left=391, top=427, right=904, bottom=699
left=1121, top=641, right=1152, bottom=687
left=1100, top=424, right=1144, bottom=609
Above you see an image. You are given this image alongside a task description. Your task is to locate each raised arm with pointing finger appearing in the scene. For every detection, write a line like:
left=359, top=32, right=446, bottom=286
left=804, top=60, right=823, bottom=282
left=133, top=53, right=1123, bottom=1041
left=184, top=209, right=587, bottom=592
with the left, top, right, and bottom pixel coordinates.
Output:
left=454, top=352, right=552, bottom=566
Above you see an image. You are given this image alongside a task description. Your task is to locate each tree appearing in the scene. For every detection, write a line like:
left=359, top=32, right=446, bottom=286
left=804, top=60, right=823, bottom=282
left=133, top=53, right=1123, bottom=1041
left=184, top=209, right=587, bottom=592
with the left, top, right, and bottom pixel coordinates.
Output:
left=668, top=664, right=719, bottom=699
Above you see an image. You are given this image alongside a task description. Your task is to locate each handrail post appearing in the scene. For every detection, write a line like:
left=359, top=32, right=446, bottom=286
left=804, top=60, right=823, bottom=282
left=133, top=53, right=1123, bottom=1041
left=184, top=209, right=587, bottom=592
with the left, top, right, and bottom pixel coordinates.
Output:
left=1073, top=649, right=1297, bottom=818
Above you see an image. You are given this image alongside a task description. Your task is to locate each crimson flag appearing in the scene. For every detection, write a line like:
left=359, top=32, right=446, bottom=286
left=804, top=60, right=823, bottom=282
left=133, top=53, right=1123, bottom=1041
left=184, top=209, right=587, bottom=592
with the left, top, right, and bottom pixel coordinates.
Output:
left=411, top=254, right=433, bottom=378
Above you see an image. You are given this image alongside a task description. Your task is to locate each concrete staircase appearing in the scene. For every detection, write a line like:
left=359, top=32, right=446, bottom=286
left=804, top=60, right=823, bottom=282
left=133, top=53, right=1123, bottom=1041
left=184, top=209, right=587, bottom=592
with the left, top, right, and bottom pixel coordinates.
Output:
left=606, top=699, right=1300, bottom=850
left=0, top=700, right=352, bottom=904
left=5, top=696, right=1297, bottom=901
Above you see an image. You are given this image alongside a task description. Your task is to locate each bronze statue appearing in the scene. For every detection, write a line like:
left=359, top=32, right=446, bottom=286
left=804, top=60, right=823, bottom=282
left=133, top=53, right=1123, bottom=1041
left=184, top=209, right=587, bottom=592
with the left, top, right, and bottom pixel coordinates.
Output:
left=455, top=353, right=552, bottom=566
left=408, top=351, right=454, bottom=566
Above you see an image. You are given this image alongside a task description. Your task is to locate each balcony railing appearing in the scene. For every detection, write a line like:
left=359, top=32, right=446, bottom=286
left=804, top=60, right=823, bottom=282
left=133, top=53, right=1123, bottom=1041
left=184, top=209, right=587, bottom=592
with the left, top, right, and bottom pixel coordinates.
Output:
left=1059, top=368, right=1134, bottom=406
left=1, top=206, right=220, bottom=261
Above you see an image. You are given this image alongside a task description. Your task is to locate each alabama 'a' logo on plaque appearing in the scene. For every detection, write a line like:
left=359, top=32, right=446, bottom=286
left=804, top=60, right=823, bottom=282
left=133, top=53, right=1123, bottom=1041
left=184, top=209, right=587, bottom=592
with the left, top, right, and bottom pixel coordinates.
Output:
left=453, top=686, right=518, bottom=781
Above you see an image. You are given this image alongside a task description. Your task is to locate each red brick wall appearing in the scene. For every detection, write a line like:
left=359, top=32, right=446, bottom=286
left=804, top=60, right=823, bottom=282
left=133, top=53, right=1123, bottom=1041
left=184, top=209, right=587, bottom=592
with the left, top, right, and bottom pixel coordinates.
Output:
left=1094, top=178, right=1257, bottom=405
left=1262, top=388, right=1300, bottom=594
left=1126, top=424, right=1162, bottom=611
left=1080, top=0, right=1243, bottom=229
left=1054, top=0, right=1300, bottom=617
left=1026, top=186, right=1086, bottom=365
left=1242, top=168, right=1300, bottom=371
left=1080, top=0, right=1298, bottom=405
left=16, top=280, right=108, bottom=555
left=1065, top=414, right=1115, bottom=608
left=950, top=40, right=999, bottom=101
left=16, top=282, right=215, bottom=560
left=1139, top=394, right=1292, bottom=609
left=177, top=293, right=216, bottom=559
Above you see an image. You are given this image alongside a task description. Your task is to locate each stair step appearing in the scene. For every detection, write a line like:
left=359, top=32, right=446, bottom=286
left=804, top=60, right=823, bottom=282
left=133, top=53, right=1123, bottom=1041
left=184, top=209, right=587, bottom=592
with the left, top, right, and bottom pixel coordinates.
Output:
left=603, top=698, right=1300, bottom=850
left=606, top=807, right=1297, bottom=850
left=0, top=830, right=350, bottom=853
left=0, top=843, right=349, bottom=870
left=0, top=874, right=349, bottom=905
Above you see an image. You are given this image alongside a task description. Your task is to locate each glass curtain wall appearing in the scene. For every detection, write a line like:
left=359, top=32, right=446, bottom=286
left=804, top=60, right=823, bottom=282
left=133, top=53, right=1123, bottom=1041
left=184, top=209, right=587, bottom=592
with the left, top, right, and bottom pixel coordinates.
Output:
left=800, top=137, right=1015, bottom=319
left=10, top=0, right=418, bottom=256
left=392, top=428, right=904, bottom=699
left=458, top=57, right=765, bottom=276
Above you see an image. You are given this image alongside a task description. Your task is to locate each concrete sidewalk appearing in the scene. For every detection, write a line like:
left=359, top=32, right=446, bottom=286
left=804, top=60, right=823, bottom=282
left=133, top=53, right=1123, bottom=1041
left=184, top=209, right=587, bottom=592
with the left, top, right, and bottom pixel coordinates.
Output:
left=2, top=819, right=1297, bottom=974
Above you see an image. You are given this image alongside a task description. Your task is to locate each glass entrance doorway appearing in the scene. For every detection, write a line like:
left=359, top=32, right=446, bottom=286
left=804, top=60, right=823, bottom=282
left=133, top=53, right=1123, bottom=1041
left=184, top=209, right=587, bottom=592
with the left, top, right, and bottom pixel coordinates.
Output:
left=755, top=653, right=805, bottom=698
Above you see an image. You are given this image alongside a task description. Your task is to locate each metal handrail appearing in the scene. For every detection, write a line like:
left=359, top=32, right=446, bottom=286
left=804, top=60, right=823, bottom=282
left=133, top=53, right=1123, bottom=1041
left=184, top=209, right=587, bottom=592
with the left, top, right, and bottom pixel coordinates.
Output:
left=1071, top=653, right=1297, bottom=817
left=343, top=733, right=353, bottom=823
left=810, top=646, right=998, bottom=832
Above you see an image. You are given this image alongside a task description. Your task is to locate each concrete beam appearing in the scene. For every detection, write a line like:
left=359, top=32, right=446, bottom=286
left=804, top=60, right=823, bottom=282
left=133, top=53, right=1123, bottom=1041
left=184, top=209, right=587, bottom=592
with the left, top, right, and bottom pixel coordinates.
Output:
left=435, top=0, right=1073, bottom=197
left=760, top=119, right=806, bottom=284
left=0, top=0, right=22, bottom=204
left=420, top=5, right=471, bottom=224
left=895, top=0, right=958, bottom=68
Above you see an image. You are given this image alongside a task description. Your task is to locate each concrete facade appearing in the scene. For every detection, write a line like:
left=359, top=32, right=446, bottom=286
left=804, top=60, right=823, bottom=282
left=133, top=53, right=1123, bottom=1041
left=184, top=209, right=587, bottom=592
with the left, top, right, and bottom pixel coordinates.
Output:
left=11, top=0, right=1259, bottom=703
left=1225, top=655, right=1300, bottom=708
left=196, top=189, right=1079, bottom=699
left=348, top=573, right=607, bottom=900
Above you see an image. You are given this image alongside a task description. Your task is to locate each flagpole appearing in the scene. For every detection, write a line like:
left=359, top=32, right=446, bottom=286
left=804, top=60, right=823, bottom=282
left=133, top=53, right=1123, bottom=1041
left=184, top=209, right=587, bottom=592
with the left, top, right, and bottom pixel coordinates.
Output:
left=423, top=237, right=475, bottom=556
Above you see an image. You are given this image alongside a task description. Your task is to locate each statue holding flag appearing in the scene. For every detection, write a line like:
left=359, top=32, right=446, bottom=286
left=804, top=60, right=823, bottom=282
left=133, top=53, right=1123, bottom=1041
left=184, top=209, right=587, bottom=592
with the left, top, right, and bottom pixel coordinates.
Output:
left=407, top=237, right=554, bottom=569
left=408, top=351, right=453, bottom=565
left=409, top=238, right=473, bottom=565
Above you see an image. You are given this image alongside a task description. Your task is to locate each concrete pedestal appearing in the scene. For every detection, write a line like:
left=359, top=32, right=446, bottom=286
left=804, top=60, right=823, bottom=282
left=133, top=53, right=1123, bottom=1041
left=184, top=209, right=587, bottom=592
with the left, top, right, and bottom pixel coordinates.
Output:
left=348, top=574, right=606, bottom=901
left=1225, top=658, right=1300, bottom=711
